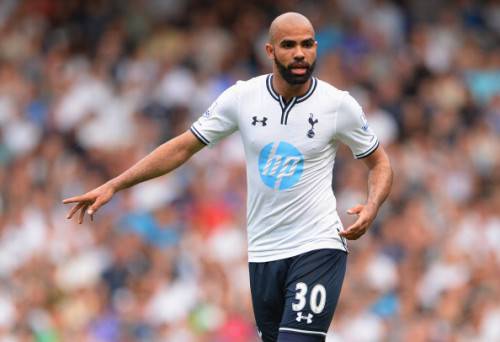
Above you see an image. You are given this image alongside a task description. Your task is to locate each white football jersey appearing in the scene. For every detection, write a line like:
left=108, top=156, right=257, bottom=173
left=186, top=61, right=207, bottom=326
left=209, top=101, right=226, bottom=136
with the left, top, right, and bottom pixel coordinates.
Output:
left=191, top=74, right=379, bottom=262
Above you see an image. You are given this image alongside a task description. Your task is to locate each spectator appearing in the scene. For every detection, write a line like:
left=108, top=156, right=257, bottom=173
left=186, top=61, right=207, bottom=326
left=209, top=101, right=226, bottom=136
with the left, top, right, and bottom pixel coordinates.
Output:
left=0, top=0, right=498, bottom=340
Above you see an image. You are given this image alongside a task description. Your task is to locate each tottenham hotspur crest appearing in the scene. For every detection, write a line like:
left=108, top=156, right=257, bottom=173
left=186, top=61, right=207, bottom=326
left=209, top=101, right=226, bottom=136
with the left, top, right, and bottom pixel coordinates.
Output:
left=307, top=114, right=318, bottom=138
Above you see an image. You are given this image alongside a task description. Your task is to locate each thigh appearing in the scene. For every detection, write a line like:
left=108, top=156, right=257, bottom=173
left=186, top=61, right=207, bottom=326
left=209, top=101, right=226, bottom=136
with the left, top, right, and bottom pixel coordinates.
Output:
left=279, top=249, right=347, bottom=339
left=249, top=259, right=289, bottom=342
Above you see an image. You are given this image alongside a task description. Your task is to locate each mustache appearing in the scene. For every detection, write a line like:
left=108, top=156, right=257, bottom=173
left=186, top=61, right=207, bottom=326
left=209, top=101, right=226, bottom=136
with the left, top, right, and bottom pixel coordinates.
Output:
left=288, top=62, right=310, bottom=69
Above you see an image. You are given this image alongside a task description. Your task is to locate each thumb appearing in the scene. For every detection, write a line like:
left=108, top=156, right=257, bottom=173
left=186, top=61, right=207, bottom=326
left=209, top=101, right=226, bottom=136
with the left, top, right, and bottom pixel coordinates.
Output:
left=347, top=204, right=364, bottom=215
left=87, top=187, right=114, bottom=216
left=87, top=198, right=105, bottom=215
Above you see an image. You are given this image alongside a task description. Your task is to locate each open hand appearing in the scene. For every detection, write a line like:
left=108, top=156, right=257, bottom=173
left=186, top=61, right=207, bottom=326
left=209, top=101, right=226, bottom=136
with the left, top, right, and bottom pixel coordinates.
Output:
left=62, top=183, right=115, bottom=224
left=339, top=203, right=377, bottom=240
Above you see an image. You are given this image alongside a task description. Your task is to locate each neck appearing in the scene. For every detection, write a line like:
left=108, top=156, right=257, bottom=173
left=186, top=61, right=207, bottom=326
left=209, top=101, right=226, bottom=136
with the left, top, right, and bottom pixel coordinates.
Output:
left=272, top=72, right=312, bottom=102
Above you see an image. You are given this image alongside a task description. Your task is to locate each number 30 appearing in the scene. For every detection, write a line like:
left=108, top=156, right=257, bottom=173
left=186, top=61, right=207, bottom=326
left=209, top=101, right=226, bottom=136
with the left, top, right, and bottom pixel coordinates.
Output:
left=292, top=282, right=326, bottom=314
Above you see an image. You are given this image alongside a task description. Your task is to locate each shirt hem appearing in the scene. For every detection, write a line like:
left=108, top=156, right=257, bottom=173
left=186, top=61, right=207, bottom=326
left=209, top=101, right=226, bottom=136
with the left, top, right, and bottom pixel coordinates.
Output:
left=248, top=240, right=347, bottom=263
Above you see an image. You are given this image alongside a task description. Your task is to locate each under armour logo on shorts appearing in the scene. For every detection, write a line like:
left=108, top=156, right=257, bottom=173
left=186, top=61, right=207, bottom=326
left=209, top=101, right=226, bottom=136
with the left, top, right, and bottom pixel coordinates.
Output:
left=296, top=312, right=313, bottom=324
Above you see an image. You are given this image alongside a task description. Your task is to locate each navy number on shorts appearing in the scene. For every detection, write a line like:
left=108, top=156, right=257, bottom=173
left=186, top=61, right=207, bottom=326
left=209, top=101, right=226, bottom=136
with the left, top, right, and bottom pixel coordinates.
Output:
left=292, top=282, right=326, bottom=314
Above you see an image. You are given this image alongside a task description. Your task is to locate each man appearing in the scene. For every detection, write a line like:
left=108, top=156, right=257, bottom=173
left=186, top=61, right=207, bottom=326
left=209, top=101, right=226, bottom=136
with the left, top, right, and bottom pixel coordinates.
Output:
left=64, top=12, right=392, bottom=342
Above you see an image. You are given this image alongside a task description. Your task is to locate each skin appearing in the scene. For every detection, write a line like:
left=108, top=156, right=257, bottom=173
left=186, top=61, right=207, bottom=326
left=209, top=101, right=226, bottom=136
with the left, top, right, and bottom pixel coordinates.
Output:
left=266, top=12, right=318, bottom=101
left=340, top=147, right=393, bottom=240
left=64, top=13, right=393, bottom=240
left=63, top=131, right=205, bottom=223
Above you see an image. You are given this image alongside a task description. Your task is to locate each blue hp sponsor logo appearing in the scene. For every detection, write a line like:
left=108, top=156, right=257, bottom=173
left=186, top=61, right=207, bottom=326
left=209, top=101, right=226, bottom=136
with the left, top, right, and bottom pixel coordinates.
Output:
left=258, top=142, right=304, bottom=190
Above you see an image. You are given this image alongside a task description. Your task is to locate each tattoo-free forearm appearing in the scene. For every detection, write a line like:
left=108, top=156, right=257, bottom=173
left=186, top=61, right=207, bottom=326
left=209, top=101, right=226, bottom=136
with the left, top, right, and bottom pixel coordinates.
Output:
left=107, top=131, right=204, bottom=192
left=366, top=159, right=393, bottom=209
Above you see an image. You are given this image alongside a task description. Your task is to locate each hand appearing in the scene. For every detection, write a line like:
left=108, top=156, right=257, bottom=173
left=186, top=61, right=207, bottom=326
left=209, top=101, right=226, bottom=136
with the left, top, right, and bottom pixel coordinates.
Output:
left=339, top=203, right=377, bottom=240
left=62, top=183, right=115, bottom=224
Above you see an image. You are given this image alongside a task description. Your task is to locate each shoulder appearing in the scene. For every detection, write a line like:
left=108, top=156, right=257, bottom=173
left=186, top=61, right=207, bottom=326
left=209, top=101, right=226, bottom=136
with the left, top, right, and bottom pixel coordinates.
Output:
left=315, top=78, right=344, bottom=94
left=217, top=75, right=268, bottom=105
left=212, top=75, right=268, bottom=113
left=314, top=78, right=349, bottom=111
left=231, top=74, right=268, bottom=93
left=313, top=79, right=366, bottom=126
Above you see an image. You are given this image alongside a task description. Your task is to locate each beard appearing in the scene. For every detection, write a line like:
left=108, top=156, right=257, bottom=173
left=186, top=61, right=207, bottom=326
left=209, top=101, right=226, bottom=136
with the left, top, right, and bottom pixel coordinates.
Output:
left=274, top=54, right=316, bottom=85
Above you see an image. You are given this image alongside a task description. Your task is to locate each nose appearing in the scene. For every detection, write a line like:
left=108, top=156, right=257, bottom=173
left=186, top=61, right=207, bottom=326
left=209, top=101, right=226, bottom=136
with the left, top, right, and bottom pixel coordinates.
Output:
left=294, top=46, right=305, bottom=61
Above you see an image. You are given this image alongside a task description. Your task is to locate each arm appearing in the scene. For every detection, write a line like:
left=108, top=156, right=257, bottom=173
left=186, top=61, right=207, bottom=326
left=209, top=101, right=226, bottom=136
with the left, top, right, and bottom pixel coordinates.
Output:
left=63, top=130, right=206, bottom=223
left=339, top=145, right=393, bottom=240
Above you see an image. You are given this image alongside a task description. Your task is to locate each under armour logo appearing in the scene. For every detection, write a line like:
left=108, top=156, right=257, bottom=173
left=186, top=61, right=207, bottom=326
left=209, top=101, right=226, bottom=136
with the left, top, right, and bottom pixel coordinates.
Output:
left=296, top=312, right=313, bottom=324
left=307, top=114, right=318, bottom=138
left=252, top=116, right=268, bottom=126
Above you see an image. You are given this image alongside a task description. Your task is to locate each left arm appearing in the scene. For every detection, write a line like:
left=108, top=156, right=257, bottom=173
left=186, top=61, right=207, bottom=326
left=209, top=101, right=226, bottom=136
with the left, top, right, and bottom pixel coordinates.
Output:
left=339, top=146, right=393, bottom=240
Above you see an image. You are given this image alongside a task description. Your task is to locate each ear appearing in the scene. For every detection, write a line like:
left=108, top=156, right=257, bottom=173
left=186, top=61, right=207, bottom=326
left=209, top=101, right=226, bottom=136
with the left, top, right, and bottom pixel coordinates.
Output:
left=265, top=43, right=274, bottom=60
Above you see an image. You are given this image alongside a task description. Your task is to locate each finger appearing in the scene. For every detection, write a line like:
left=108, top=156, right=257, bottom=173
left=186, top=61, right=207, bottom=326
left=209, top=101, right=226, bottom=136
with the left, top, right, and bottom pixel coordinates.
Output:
left=339, top=230, right=349, bottom=239
left=347, top=204, right=364, bottom=215
left=89, top=203, right=99, bottom=222
left=339, top=229, right=356, bottom=238
left=339, top=228, right=364, bottom=240
left=62, top=195, right=90, bottom=204
left=339, top=230, right=353, bottom=239
left=345, top=232, right=363, bottom=240
left=67, top=203, right=84, bottom=219
left=87, top=197, right=106, bottom=216
left=340, top=218, right=366, bottom=238
left=78, top=204, right=89, bottom=224
left=345, top=218, right=365, bottom=232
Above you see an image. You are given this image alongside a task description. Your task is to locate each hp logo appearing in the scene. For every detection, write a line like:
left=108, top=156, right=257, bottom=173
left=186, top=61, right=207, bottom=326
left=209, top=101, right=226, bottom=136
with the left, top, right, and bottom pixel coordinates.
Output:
left=258, top=142, right=304, bottom=190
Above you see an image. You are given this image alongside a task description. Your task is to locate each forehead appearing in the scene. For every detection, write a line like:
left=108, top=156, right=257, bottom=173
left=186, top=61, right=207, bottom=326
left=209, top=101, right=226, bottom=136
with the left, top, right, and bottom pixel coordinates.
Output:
left=273, top=22, right=315, bottom=43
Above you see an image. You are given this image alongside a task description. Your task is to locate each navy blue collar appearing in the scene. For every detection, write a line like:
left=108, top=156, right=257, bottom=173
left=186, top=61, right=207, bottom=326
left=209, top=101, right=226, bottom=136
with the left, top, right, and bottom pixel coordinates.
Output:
left=266, top=74, right=318, bottom=125
left=266, top=74, right=317, bottom=106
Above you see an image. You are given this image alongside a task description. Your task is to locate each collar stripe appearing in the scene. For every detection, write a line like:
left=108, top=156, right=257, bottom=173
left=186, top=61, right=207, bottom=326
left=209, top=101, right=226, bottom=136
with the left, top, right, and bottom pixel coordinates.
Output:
left=266, top=74, right=280, bottom=101
left=279, top=96, right=286, bottom=109
left=267, top=75, right=317, bottom=103
left=283, top=97, right=297, bottom=125
left=296, top=77, right=317, bottom=103
left=267, top=74, right=318, bottom=125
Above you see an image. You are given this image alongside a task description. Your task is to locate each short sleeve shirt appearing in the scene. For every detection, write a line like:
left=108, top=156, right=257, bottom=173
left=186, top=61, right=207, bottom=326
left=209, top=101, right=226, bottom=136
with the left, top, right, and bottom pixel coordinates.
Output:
left=191, top=74, right=379, bottom=262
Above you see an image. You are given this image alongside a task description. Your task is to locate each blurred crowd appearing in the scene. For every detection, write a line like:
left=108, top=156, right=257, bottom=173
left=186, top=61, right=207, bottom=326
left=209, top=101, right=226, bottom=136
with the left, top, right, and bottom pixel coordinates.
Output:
left=0, top=0, right=499, bottom=341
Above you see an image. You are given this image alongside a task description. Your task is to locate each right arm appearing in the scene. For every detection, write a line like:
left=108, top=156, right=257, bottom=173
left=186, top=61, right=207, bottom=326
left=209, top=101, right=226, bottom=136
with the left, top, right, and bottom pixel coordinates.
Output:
left=63, top=130, right=205, bottom=223
left=65, top=81, right=240, bottom=223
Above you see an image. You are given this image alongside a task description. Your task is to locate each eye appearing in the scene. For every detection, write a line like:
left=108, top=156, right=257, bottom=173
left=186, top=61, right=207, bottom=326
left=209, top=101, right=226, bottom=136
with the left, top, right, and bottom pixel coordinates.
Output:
left=302, top=39, right=315, bottom=48
left=281, top=41, right=296, bottom=49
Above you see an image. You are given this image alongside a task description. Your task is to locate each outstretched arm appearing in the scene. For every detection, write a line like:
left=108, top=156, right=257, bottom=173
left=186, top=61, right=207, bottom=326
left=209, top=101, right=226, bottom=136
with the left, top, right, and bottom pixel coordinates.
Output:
left=63, top=130, right=206, bottom=223
left=339, top=146, right=393, bottom=240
